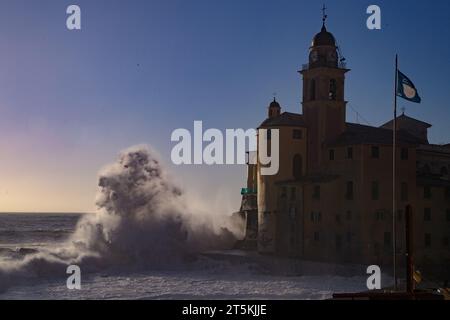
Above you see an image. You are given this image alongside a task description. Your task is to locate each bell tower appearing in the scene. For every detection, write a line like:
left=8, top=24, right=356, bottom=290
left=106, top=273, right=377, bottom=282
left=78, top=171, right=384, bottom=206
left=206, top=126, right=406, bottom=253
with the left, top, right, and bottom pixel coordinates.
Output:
left=300, top=11, right=349, bottom=172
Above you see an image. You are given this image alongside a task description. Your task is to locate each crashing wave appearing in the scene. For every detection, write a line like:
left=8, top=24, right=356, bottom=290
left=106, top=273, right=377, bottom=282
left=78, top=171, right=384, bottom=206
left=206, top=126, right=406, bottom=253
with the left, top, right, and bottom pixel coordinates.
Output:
left=0, top=145, right=243, bottom=292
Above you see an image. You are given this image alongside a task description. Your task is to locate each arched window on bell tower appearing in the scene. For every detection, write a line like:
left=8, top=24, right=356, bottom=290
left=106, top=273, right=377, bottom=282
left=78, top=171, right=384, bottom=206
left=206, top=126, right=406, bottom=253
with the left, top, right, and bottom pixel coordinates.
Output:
left=293, top=154, right=303, bottom=179
left=329, top=79, right=337, bottom=100
left=310, top=79, right=316, bottom=101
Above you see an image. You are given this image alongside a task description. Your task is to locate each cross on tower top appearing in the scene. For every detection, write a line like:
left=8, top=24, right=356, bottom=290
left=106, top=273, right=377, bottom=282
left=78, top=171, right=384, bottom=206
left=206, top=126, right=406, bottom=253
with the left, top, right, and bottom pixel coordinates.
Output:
left=322, top=4, right=328, bottom=26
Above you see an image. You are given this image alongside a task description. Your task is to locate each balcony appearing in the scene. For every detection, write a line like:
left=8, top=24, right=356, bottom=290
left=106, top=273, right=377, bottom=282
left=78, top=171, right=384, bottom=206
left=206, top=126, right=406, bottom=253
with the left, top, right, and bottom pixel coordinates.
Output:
left=301, top=60, right=347, bottom=71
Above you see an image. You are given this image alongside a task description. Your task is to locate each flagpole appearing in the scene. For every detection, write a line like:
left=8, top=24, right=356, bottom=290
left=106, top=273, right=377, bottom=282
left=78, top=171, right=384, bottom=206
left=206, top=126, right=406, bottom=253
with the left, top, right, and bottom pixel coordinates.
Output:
left=393, top=54, right=398, bottom=291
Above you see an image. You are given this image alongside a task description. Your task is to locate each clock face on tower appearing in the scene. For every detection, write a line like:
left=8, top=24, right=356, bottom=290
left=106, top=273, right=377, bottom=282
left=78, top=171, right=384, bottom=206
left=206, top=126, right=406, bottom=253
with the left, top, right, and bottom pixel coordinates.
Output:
left=327, top=51, right=337, bottom=63
left=309, top=50, right=318, bottom=63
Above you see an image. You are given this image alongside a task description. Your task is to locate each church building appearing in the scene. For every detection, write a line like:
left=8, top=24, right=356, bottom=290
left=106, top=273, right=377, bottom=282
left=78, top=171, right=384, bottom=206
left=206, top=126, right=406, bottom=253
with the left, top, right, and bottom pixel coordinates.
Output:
left=239, top=18, right=450, bottom=279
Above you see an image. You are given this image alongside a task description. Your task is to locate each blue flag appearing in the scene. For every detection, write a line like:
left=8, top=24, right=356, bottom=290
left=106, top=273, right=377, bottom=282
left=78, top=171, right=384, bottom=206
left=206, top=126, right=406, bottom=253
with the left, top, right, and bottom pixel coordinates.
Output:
left=397, top=70, right=421, bottom=103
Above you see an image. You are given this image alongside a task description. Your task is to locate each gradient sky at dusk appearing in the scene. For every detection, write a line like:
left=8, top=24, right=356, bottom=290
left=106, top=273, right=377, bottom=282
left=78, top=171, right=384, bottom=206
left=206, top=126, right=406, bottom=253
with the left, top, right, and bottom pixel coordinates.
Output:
left=0, top=0, right=449, bottom=212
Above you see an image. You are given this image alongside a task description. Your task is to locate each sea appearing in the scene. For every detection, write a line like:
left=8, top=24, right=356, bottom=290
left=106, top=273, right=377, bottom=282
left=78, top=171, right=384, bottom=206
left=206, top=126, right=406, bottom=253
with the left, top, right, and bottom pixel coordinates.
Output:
left=0, top=213, right=370, bottom=300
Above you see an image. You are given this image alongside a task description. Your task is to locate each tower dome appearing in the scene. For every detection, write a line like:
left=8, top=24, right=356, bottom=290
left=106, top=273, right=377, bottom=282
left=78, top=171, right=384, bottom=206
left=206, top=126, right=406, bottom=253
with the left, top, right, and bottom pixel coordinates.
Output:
left=311, top=24, right=336, bottom=47
left=269, top=98, right=280, bottom=109
left=268, top=97, right=281, bottom=118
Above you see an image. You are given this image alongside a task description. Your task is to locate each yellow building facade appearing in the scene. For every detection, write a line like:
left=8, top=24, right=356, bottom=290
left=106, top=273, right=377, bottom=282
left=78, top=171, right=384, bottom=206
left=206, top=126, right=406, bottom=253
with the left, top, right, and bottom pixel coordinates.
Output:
left=240, top=22, right=450, bottom=280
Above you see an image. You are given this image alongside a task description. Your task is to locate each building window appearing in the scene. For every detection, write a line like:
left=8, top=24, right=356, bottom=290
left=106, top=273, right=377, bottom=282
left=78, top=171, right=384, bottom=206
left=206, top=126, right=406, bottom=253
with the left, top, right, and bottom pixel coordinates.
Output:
left=346, top=181, right=354, bottom=200
left=375, top=210, right=385, bottom=221
left=293, top=154, right=303, bottom=180
left=384, top=232, right=392, bottom=247
left=401, top=148, right=409, bottom=160
left=280, top=187, right=287, bottom=199
left=313, top=185, right=321, bottom=199
left=346, top=210, right=352, bottom=221
left=311, top=212, right=322, bottom=223
left=329, top=149, right=335, bottom=160
left=446, top=209, right=450, bottom=222
left=346, top=232, right=352, bottom=244
left=347, top=147, right=353, bottom=159
left=443, top=237, right=449, bottom=247
left=441, top=167, right=448, bottom=176
left=398, top=210, right=403, bottom=221
left=310, top=79, right=316, bottom=101
left=289, top=207, right=297, bottom=220
left=424, top=186, right=432, bottom=199
left=290, top=187, right=296, bottom=201
left=267, top=129, right=272, bottom=140
left=293, top=129, right=302, bottom=140
left=314, top=231, right=320, bottom=242
left=371, top=146, right=380, bottom=159
left=401, top=182, right=408, bottom=202
left=446, top=187, right=450, bottom=199
left=425, top=234, right=431, bottom=248
left=424, top=208, right=431, bottom=221
left=329, top=79, right=337, bottom=100
left=371, top=181, right=380, bottom=200
left=336, top=234, right=342, bottom=250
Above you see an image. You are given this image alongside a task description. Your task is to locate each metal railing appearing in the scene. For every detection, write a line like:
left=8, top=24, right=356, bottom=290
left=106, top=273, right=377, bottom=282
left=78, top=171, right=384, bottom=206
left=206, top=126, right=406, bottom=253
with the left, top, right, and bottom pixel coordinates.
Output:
left=301, top=61, right=347, bottom=71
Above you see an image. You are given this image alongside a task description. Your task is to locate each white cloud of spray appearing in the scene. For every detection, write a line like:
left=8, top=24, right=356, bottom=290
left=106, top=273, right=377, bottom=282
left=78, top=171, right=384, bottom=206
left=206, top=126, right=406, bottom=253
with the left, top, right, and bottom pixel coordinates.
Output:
left=0, top=145, right=244, bottom=292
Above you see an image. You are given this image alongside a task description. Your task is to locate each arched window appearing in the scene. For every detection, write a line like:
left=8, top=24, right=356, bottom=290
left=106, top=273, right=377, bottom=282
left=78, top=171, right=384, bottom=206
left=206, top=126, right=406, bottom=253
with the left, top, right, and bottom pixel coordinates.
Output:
left=293, top=154, right=303, bottom=180
left=310, top=79, right=316, bottom=101
left=329, top=79, right=337, bottom=100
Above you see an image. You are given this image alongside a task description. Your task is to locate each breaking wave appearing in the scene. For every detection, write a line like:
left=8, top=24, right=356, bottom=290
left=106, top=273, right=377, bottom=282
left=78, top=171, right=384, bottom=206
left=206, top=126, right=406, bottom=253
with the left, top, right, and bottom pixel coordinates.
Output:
left=0, top=145, right=243, bottom=292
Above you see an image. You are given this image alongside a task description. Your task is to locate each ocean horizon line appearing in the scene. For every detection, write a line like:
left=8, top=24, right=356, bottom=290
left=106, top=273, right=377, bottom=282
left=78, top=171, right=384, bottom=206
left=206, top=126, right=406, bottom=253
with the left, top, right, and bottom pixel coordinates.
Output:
left=0, top=211, right=92, bottom=215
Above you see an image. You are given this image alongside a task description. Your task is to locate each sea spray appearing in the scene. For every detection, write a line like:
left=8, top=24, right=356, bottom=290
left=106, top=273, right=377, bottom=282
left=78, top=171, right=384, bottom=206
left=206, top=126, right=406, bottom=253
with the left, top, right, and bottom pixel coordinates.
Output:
left=0, top=145, right=243, bottom=292
left=71, top=145, right=241, bottom=265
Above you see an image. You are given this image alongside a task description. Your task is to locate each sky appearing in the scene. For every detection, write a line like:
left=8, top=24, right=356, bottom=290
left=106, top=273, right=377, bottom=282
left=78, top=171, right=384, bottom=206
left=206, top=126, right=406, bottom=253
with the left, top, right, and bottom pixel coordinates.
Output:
left=0, top=0, right=449, bottom=212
